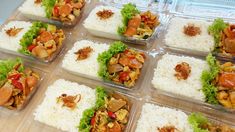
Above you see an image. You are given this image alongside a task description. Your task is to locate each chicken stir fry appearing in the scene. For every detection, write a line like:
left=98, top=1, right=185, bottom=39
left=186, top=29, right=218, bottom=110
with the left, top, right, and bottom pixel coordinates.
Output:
left=198, top=120, right=235, bottom=132
left=214, top=62, right=235, bottom=108
left=52, top=0, right=85, bottom=23
left=220, top=24, right=235, bottom=54
left=0, top=60, right=39, bottom=110
left=90, top=93, right=130, bottom=132
left=107, top=49, right=145, bottom=87
left=124, top=11, right=160, bottom=39
left=28, top=25, right=65, bottom=59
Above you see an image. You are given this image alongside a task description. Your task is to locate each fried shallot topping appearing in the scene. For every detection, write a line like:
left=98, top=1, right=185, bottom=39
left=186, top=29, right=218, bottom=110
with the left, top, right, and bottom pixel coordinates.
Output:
left=96, top=9, right=114, bottom=20
left=174, top=62, right=191, bottom=80
left=57, top=94, right=81, bottom=109
left=34, top=0, right=42, bottom=4
left=183, top=23, right=201, bottom=37
left=158, top=126, right=177, bottom=132
left=5, top=27, right=23, bottom=37
left=74, top=46, right=93, bottom=60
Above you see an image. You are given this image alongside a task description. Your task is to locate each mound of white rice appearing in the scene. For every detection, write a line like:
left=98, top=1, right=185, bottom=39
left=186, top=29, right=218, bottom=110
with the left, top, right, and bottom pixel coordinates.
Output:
left=165, top=17, right=214, bottom=52
left=135, top=103, right=193, bottom=132
left=83, top=6, right=123, bottom=40
left=0, top=21, right=32, bottom=51
left=62, top=40, right=109, bottom=78
left=19, top=0, right=46, bottom=17
left=34, top=79, right=96, bottom=132
left=152, top=54, right=208, bottom=101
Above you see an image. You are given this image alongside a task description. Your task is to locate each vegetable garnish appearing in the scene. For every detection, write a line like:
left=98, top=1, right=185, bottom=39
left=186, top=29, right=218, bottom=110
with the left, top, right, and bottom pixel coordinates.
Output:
left=42, top=0, right=57, bottom=18
left=188, top=113, right=235, bottom=132
left=188, top=113, right=209, bottom=132
left=97, top=41, right=127, bottom=80
left=208, top=18, right=228, bottom=48
left=201, top=54, right=219, bottom=104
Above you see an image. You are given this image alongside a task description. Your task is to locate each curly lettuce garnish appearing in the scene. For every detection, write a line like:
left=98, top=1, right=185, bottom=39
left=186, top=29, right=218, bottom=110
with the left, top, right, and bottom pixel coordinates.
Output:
left=78, top=87, right=107, bottom=132
left=19, top=22, right=48, bottom=55
left=0, top=58, right=24, bottom=85
left=42, top=0, right=57, bottom=18
left=188, top=113, right=209, bottom=132
left=201, top=54, right=219, bottom=104
left=118, top=3, right=140, bottom=35
left=97, top=41, right=127, bottom=80
left=208, top=18, right=228, bottom=47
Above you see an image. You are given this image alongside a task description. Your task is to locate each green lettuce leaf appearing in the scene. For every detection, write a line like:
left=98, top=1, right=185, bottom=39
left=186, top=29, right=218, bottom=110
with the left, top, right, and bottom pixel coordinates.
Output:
left=201, top=54, right=219, bottom=104
left=0, top=58, right=24, bottom=83
left=97, top=41, right=127, bottom=80
left=19, top=22, right=48, bottom=55
left=78, top=87, right=107, bottom=132
left=188, top=113, right=209, bottom=132
left=42, top=0, right=57, bottom=18
left=208, top=18, right=228, bottom=48
left=118, top=3, right=140, bottom=35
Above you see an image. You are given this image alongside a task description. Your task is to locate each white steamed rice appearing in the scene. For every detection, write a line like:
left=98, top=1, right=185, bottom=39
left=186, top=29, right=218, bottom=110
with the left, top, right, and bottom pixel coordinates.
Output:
left=165, top=17, right=214, bottom=52
left=152, top=54, right=208, bottom=101
left=34, top=79, right=97, bottom=132
left=62, top=40, right=109, bottom=78
left=0, top=21, right=32, bottom=51
left=83, top=6, right=123, bottom=39
left=19, top=0, right=46, bottom=17
left=135, top=103, right=193, bottom=132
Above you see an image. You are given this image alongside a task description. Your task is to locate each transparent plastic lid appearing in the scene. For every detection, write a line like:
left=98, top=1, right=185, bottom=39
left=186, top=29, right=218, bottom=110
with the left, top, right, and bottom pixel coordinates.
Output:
left=100, top=0, right=160, bottom=11
left=171, top=0, right=235, bottom=19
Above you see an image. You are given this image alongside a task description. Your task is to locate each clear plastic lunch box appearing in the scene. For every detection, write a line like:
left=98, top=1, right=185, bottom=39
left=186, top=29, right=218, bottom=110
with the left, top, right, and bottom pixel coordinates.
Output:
left=15, top=71, right=139, bottom=132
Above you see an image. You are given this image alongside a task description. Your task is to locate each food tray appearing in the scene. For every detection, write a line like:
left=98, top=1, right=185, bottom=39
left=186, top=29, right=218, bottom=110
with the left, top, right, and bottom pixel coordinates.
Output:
left=170, top=0, right=235, bottom=19
left=149, top=51, right=235, bottom=114
left=60, top=38, right=152, bottom=94
left=130, top=97, right=235, bottom=131
left=16, top=70, right=138, bottom=132
left=18, top=0, right=87, bottom=27
left=100, top=0, right=162, bottom=12
left=83, top=2, right=169, bottom=47
left=0, top=20, right=67, bottom=63
left=0, top=0, right=235, bottom=132
left=162, top=14, right=215, bottom=57
left=0, top=55, right=47, bottom=114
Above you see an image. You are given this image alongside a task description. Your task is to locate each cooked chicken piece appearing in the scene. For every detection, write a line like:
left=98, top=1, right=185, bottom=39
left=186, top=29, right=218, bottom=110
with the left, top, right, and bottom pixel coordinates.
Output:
left=158, top=126, right=177, bottom=132
left=108, top=64, right=124, bottom=74
left=0, top=82, right=14, bottom=105
left=224, top=38, right=235, bottom=53
left=107, top=121, right=122, bottom=132
left=74, top=46, right=93, bottom=60
left=218, top=73, right=235, bottom=89
left=107, top=98, right=127, bottom=112
left=229, top=91, right=235, bottom=104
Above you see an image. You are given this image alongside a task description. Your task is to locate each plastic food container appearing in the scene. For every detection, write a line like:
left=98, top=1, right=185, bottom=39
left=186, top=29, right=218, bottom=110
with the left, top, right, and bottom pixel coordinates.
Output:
left=162, top=15, right=215, bottom=57
left=149, top=51, right=235, bottom=113
left=16, top=71, right=138, bottom=132
left=0, top=20, right=66, bottom=63
left=61, top=39, right=151, bottom=94
left=170, top=0, right=235, bottom=19
left=18, top=0, right=86, bottom=27
left=100, top=0, right=163, bottom=12
left=83, top=2, right=168, bottom=46
left=0, top=56, right=46, bottom=113
left=130, top=98, right=235, bottom=131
